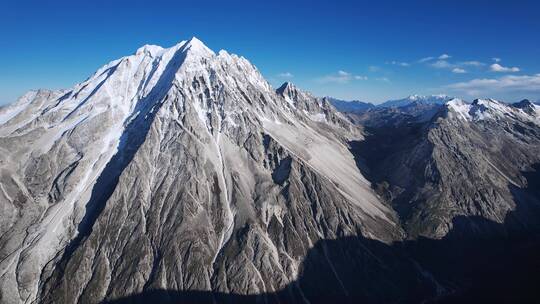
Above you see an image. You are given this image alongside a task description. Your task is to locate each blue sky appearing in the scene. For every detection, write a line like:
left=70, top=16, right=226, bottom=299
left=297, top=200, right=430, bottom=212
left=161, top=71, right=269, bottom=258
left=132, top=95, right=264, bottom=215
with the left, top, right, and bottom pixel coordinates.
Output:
left=1, top=0, right=540, bottom=105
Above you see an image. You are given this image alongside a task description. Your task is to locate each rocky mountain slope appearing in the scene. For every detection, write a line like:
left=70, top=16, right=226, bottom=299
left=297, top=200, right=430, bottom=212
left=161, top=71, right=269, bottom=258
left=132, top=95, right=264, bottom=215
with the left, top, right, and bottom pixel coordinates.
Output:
left=0, top=38, right=405, bottom=304
left=1, top=38, right=539, bottom=304
left=349, top=98, right=540, bottom=238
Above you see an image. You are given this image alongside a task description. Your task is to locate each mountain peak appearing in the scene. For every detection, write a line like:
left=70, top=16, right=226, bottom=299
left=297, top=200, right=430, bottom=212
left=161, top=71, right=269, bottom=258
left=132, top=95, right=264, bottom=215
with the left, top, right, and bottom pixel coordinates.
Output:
left=135, top=44, right=165, bottom=56
left=183, top=36, right=215, bottom=56
left=445, top=98, right=471, bottom=120
left=472, top=98, right=502, bottom=105
left=277, top=81, right=295, bottom=91
left=513, top=99, right=533, bottom=108
left=132, top=37, right=214, bottom=60
left=445, top=98, right=465, bottom=107
left=380, top=94, right=453, bottom=108
left=276, top=82, right=299, bottom=97
left=512, top=99, right=537, bottom=115
left=406, top=94, right=421, bottom=100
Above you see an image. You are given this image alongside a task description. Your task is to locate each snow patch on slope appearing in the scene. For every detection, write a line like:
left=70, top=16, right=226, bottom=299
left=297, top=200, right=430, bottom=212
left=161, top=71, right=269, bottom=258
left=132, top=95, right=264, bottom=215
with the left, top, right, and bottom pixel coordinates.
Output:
left=446, top=98, right=471, bottom=120
left=0, top=91, right=39, bottom=125
left=445, top=98, right=540, bottom=126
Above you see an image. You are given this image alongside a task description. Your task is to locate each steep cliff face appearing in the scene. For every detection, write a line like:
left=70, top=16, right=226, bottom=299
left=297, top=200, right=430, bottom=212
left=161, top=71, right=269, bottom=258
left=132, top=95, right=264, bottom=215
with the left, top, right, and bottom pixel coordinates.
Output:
left=0, top=38, right=401, bottom=304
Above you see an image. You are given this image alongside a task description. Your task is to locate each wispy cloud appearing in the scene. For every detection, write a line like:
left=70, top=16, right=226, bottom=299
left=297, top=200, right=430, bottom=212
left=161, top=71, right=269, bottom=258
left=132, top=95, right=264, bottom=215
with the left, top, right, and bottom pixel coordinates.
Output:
left=368, top=65, right=381, bottom=72
left=438, top=54, right=451, bottom=60
left=492, top=57, right=501, bottom=62
left=490, top=63, right=520, bottom=73
left=431, top=60, right=453, bottom=69
left=277, top=72, right=294, bottom=78
left=387, top=61, right=410, bottom=67
left=376, top=77, right=390, bottom=82
left=429, top=58, right=485, bottom=71
left=316, top=70, right=367, bottom=84
left=418, top=56, right=435, bottom=63
left=461, top=61, right=485, bottom=66
left=446, top=73, right=540, bottom=96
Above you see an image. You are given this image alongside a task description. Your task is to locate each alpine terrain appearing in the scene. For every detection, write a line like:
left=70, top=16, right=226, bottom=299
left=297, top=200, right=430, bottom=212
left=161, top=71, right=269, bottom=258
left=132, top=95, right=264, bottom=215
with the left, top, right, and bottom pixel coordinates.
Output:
left=1, top=37, right=540, bottom=304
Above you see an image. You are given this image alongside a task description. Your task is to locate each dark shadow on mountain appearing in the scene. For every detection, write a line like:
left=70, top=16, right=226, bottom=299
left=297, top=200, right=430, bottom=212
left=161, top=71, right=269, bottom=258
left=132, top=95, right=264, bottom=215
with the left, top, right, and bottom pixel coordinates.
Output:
left=40, top=45, right=194, bottom=295
left=348, top=122, right=425, bottom=180
left=271, top=156, right=292, bottom=185
left=104, top=165, right=540, bottom=303
left=348, top=120, right=433, bottom=220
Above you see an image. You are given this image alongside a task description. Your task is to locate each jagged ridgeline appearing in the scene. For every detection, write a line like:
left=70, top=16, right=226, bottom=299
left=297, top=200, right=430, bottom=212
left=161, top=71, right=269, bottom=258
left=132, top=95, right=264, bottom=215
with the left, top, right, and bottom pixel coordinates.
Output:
left=1, top=38, right=540, bottom=304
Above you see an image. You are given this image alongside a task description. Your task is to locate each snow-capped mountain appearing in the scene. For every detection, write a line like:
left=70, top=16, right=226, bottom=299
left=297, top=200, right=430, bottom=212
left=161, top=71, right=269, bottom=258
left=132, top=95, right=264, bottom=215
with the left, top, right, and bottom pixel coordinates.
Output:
left=513, top=99, right=538, bottom=114
left=328, top=94, right=452, bottom=113
left=348, top=95, right=540, bottom=236
left=1, top=37, right=540, bottom=304
left=446, top=98, right=540, bottom=125
left=328, top=94, right=454, bottom=119
left=379, top=94, right=453, bottom=108
left=0, top=37, right=400, bottom=304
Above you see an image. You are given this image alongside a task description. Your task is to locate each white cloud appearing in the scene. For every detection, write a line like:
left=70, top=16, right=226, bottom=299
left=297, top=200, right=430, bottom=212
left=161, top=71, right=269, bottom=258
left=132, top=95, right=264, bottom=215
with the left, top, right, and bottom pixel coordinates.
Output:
left=492, top=57, right=501, bottom=62
left=429, top=58, right=488, bottom=73
left=461, top=61, right=485, bottom=66
left=418, top=56, right=435, bottom=63
left=368, top=65, right=381, bottom=72
left=387, top=60, right=410, bottom=67
left=376, top=77, right=390, bottom=82
left=446, top=73, right=540, bottom=96
left=431, top=60, right=453, bottom=69
left=317, top=71, right=367, bottom=84
left=490, top=63, right=520, bottom=73
left=438, top=54, right=451, bottom=60
left=277, top=72, right=294, bottom=78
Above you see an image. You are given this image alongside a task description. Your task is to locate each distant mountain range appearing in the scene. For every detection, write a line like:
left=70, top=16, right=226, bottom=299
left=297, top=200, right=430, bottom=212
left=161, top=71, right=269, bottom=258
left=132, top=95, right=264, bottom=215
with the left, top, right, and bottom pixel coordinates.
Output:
left=326, top=97, right=375, bottom=112
left=329, top=94, right=453, bottom=113
left=379, top=94, right=453, bottom=107
left=330, top=94, right=540, bottom=113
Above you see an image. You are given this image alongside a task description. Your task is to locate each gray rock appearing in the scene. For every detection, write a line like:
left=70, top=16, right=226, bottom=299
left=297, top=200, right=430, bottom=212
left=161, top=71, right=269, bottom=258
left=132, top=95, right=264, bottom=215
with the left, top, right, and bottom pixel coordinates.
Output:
left=0, top=38, right=400, bottom=304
